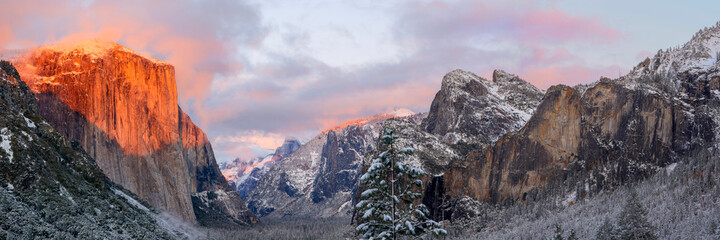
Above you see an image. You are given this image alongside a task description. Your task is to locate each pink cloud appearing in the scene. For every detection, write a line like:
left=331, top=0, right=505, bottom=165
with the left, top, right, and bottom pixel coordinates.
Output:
left=1, top=0, right=633, bottom=163
left=517, top=9, right=622, bottom=44
left=396, top=1, right=624, bottom=46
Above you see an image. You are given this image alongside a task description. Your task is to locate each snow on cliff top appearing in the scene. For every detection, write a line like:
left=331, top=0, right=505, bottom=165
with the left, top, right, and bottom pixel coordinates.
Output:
left=40, top=39, right=169, bottom=65
left=441, top=68, right=544, bottom=125
left=385, top=108, right=415, bottom=118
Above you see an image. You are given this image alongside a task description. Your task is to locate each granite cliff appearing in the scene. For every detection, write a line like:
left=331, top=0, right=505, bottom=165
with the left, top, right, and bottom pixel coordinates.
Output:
left=0, top=60, right=185, bottom=238
left=14, top=39, right=257, bottom=226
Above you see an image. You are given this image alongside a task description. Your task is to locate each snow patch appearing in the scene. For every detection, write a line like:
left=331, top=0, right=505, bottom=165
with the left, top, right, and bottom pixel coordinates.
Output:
left=0, top=128, right=13, bottom=162
left=338, top=200, right=352, bottom=213
left=561, top=191, right=577, bottom=207
left=666, top=162, right=678, bottom=175
left=59, top=185, right=76, bottom=205
left=23, top=116, right=36, bottom=128
left=20, top=131, right=32, bottom=141
left=112, top=188, right=150, bottom=212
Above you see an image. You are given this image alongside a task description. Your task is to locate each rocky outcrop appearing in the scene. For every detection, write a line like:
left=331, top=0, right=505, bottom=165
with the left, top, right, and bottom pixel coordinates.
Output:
left=422, top=69, right=544, bottom=146
left=14, top=39, right=256, bottom=226
left=0, top=61, right=178, bottom=238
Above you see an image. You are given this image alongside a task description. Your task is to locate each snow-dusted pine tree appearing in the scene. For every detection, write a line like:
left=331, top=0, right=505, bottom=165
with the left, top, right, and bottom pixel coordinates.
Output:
left=550, top=224, right=578, bottom=240
left=355, top=127, right=446, bottom=240
left=595, top=217, right=617, bottom=240
left=616, top=190, right=656, bottom=240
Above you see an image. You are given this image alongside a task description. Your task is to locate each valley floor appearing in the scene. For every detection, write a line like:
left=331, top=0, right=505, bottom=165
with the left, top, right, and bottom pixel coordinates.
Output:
left=202, top=218, right=355, bottom=240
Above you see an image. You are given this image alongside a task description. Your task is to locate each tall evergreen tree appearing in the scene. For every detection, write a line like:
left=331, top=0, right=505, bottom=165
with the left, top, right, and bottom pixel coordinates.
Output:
left=553, top=224, right=565, bottom=240
left=355, top=127, right=446, bottom=240
left=595, top=217, right=617, bottom=240
left=551, top=224, right=578, bottom=240
left=616, top=191, right=656, bottom=240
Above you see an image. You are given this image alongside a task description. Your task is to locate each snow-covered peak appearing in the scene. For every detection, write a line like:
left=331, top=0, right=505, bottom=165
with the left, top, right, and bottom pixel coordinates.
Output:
left=627, top=22, right=720, bottom=86
left=385, top=108, right=415, bottom=118
left=440, top=69, right=543, bottom=108
left=425, top=69, right=544, bottom=145
left=440, top=69, right=486, bottom=93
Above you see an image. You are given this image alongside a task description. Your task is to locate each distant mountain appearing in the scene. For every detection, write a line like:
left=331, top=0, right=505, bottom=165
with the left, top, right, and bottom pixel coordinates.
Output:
left=222, top=138, right=302, bottom=198
left=245, top=110, right=423, bottom=219
left=14, top=39, right=257, bottom=227
left=0, top=61, right=184, bottom=238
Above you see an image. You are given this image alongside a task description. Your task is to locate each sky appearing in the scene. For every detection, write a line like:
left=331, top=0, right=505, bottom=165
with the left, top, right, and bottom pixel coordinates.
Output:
left=1, top=0, right=719, bottom=164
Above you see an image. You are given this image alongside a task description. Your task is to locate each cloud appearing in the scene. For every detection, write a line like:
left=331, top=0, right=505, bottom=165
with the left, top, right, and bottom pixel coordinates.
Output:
left=197, top=0, right=628, bottom=163
left=2, top=0, right=629, bottom=163
left=213, top=130, right=287, bottom=162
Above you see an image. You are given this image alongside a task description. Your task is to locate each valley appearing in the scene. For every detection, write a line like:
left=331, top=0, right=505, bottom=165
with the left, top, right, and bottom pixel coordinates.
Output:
left=1, top=2, right=720, bottom=239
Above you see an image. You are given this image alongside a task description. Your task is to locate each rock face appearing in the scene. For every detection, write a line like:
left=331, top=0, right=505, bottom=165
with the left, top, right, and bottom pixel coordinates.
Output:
left=14, top=39, right=256, bottom=226
left=351, top=70, right=543, bottom=222
left=0, top=61, right=178, bottom=238
left=246, top=111, right=420, bottom=219
left=436, top=24, right=720, bottom=220
left=422, top=69, right=544, bottom=146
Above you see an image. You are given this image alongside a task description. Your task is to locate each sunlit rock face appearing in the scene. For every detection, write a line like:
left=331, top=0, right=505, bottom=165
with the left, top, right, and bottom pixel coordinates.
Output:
left=0, top=60, right=180, bottom=239
left=14, top=39, right=257, bottom=226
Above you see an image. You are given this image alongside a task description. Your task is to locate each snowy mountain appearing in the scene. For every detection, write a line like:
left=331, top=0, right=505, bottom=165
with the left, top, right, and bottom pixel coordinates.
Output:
left=353, top=69, right=545, bottom=222
left=245, top=68, right=545, bottom=222
left=222, top=138, right=301, bottom=198
left=422, top=23, right=720, bottom=233
left=245, top=111, right=424, bottom=219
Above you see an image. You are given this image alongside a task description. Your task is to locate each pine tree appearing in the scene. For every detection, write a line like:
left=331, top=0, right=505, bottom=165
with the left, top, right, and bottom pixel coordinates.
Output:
left=616, top=190, right=657, bottom=240
left=551, top=224, right=579, bottom=240
left=553, top=224, right=565, bottom=240
left=595, top=217, right=617, bottom=240
left=566, top=230, right=578, bottom=240
left=355, top=127, right=446, bottom=240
